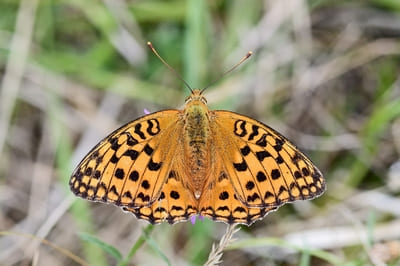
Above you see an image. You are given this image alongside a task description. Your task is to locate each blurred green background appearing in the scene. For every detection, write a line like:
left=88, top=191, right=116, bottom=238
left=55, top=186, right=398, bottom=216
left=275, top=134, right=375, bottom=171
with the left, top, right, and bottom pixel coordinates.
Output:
left=1, top=0, right=400, bottom=265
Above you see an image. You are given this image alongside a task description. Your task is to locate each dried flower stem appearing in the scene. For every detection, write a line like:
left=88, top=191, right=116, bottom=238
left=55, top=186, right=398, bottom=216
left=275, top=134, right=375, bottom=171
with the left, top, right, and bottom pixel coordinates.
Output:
left=204, top=224, right=240, bottom=266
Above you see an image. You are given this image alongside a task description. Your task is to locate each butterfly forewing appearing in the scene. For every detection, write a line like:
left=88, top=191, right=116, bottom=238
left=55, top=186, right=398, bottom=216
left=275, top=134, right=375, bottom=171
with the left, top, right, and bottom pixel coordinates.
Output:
left=70, top=110, right=181, bottom=208
left=212, top=111, right=325, bottom=210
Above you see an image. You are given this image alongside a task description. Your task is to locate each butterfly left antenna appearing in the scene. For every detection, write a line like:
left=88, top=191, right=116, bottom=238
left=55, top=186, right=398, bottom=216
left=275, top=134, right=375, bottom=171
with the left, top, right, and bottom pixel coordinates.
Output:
left=147, top=42, right=193, bottom=93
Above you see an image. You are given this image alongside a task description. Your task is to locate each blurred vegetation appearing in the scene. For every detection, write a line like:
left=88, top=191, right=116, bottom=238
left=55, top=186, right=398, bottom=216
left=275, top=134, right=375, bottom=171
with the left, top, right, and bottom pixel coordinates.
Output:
left=1, top=0, right=400, bottom=265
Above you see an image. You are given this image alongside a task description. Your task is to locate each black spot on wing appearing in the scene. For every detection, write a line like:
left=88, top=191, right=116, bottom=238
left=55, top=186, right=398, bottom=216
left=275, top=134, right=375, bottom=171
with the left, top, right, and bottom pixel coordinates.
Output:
left=302, top=167, right=310, bottom=176
left=137, top=192, right=150, bottom=202
left=170, top=190, right=180, bottom=199
left=245, top=181, right=255, bottom=190
left=171, top=205, right=183, bottom=211
left=155, top=207, right=166, bottom=213
left=168, top=170, right=177, bottom=180
left=146, top=119, right=160, bottom=136
left=292, top=151, right=302, bottom=163
left=218, top=172, right=228, bottom=182
left=240, top=145, right=251, bottom=156
left=115, top=168, right=125, bottom=179
left=75, top=171, right=83, bottom=181
left=275, top=155, right=284, bottom=164
left=109, top=137, right=120, bottom=150
left=96, top=156, right=103, bottom=164
left=217, top=206, right=229, bottom=212
left=159, top=192, right=165, bottom=199
left=248, top=125, right=259, bottom=141
left=256, top=151, right=271, bottom=161
left=109, top=185, right=119, bottom=196
left=129, top=170, right=139, bottom=181
left=91, top=150, right=99, bottom=159
left=274, top=144, right=282, bottom=152
left=234, top=207, right=246, bottom=213
left=256, top=134, right=267, bottom=147
left=147, top=159, right=162, bottom=171
left=219, top=191, right=229, bottom=200
left=271, top=169, right=281, bottom=180
left=233, top=159, right=247, bottom=172
left=278, top=185, right=288, bottom=195
left=256, top=171, right=267, bottom=182
left=122, top=191, right=132, bottom=199
left=110, top=154, right=119, bottom=164
left=134, top=123, right=146, bottom=140
left=141, top=180, right=150, bottom=189
left=85, top=167, right=92, bottom=177
left=312, top=169, right=322, bottom=182
left=123, top=149, right=139, bottom=160
left=143, top=144, right=154, bottom=156
left=247, top=193, right=260, bottom=202
left=93, top=170, right=101, bottom=179
left=234, top=120, right=247, bottom=137
left=125, top=132, right=138, bottom=146
left=294, top=171, right=302, bottom=179
left=264, top=191, right=274, bottom=200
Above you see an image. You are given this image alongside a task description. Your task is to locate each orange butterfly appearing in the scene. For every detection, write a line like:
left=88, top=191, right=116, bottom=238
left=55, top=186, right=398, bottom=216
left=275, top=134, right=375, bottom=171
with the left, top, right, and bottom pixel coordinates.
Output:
left=70, top=44, right=325, bottom=225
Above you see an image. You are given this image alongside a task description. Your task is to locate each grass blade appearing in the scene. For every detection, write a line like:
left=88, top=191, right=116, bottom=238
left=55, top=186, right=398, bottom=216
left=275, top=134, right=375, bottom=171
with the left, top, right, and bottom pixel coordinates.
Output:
left=79, top=232, right=123, bottom=262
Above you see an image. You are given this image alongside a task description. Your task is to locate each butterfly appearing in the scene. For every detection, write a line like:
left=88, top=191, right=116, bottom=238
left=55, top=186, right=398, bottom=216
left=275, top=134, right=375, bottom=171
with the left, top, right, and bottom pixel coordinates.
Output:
left=69, top=45, right=325, bottom=225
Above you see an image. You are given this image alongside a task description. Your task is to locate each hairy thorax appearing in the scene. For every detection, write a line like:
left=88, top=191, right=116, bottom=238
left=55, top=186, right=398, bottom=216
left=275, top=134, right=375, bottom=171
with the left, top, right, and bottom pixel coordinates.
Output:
left=183, top=102, right=211, bottom=199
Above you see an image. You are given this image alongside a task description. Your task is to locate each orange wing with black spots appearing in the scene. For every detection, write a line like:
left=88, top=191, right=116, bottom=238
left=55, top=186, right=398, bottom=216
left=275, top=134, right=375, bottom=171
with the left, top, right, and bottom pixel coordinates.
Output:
left=69, top=110, right=190, bottom=224
left=198, top=157, right=278, bottom=225
left=70, top=89, right=325, bottom=226
left=198, top=110, right=325, bottom=225
left=122, top=168, right=198, bottom=224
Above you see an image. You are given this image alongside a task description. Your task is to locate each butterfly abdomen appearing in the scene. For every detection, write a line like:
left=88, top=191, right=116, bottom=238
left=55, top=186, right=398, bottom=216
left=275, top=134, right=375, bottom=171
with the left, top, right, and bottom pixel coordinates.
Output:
left=183, top=102, right=211, bottom=198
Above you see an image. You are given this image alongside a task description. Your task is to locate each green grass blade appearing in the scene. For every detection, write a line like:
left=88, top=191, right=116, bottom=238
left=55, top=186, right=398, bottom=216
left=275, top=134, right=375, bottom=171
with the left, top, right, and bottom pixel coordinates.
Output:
left=119, top=224, right=155, bottom=266
left=143, top=233, right=171, bottom=266
left=79, top=232, right=123, bottom=262
left=184, top=0, right=211, bottom=87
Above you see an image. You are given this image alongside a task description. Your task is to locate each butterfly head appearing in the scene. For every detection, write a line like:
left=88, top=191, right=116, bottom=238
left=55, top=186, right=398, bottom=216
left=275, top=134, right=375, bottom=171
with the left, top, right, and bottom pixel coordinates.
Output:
left=185, top=89, right=208, bottom=106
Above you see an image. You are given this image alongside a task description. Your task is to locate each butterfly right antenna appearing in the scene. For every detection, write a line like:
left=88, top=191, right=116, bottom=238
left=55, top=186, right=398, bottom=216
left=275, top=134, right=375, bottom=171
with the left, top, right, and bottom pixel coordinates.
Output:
left=147, top=42, right=193, bottom=93
left=201, top=51, right=252, bottom=94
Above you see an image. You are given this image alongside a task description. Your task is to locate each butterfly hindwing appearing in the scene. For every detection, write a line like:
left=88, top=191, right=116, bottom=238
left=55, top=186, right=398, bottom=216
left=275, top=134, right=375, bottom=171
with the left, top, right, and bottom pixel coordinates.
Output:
left=70, top=110, right=181, bottom=208
left=123, top=167, right=198, bottom=224
left=198, top=158, right=277, bottom=225
left=212, top=111, right=325, bottom=209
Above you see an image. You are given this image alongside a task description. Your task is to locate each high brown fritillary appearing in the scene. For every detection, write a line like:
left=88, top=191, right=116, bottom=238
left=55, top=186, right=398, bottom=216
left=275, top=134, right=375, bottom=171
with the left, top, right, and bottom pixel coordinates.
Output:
left=70, top=45, right=325, bottom=225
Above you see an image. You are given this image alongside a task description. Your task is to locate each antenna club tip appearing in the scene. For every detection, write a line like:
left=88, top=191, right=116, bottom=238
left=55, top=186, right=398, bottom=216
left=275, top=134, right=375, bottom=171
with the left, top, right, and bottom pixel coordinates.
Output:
left=147, top=42, right=153, bottom=48
left=246, top=51, right=253, bottom=58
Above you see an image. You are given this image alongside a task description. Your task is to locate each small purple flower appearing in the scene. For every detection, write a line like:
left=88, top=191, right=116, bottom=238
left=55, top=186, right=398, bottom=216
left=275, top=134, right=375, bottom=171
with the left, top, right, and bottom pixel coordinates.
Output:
left=190, top=214, right=205, bottom=225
